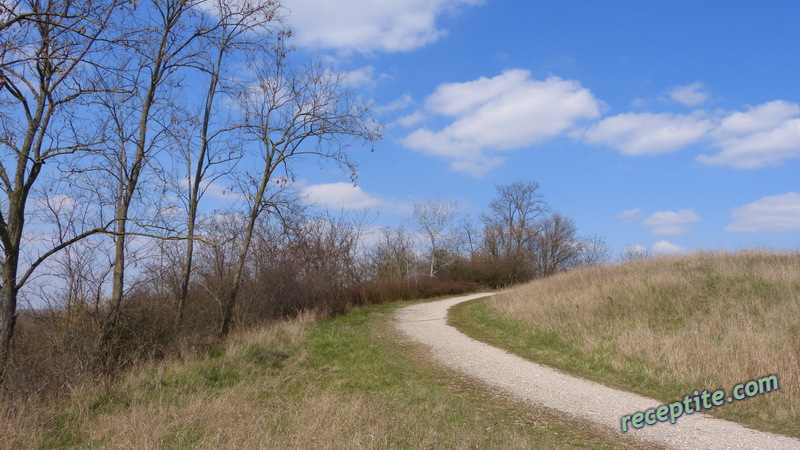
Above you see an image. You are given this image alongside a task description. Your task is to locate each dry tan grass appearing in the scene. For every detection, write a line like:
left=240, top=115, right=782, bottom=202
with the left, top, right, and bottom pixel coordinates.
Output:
left=489, top=250, right=800, bottom=432
left=5, top=303, right=645, bottom=449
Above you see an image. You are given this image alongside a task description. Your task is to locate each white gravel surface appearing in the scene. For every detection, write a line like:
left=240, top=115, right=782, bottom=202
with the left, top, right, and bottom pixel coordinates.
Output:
left=394, top=293, right=800, bottom=449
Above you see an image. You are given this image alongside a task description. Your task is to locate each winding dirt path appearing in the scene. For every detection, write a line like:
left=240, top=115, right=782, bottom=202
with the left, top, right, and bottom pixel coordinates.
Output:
left=394, top=293, right=799, bottom=449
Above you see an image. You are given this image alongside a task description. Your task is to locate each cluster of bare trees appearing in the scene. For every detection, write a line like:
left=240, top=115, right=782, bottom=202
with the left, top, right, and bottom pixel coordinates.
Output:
left=0, top=0, right=382, bottom=381
left=371, top=181, right=611, bottom=289
left=0, top=1, right=610, bottom=397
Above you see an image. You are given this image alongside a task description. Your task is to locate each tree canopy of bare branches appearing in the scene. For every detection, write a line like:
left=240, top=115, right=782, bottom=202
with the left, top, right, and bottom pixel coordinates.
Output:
left=0, top=0, right=124, bottom=378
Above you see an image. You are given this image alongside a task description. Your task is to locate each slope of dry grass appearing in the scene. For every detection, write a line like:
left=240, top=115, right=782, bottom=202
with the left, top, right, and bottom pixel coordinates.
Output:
left=2, top=301, right=649, bottom=449
left=450, top=251, right=800, bottom=437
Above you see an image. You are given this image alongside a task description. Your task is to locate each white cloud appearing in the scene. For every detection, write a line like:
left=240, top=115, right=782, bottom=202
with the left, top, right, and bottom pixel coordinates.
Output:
left=714, top=100, right=800, bottom=138
left=698, top=101, right=800, bottom=169
left=726, top=193, right=800, bottom=233
left=617, top=208, right=642, bottom=222
left=402, top=69, right=601, bottom=176
left=301, top=182, right=413, bottom=214
left=584, top=112, right=713, bottom=156
left=669, top=82, right=709, bottom=106
left=376, top=94, right=415, bottom=114
left=283, top=0, right=483, bottom=53
left=583, top=98, right=800, bottom=168
left=203, top=181, right=244, bottom=201
left=652, top=240, right=686, bottom=254
left=397, top=111, right=426, bottom=127
left=342, top=66, right=377, bottom=89
left=35, top=194, right=78, bottom=214
left=302, top=182, right=383, bottom=210
left=180, top=177, right=244, bottom=201
left=641, top=209, right=701, bottom=235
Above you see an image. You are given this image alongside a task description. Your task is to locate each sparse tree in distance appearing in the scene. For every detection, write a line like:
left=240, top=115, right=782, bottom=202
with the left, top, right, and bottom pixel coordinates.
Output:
left=533, top=212, right=580, bottom=277
left=412, top=198, right=458, bottom=277
left=482, top=180, right=548, bottom=258
left=576, top=234, right=611, bottom=267
left=622, top=245, right=651, bottom=262
left=371, top=226, right=417, bottom=280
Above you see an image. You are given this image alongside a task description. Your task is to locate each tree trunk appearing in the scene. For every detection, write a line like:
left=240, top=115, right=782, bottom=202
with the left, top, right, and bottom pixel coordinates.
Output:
left=103, top=202, right=128, bottom=341
left=0, top=256, right=19, bottom=381
left=219, top=159, right=272, bottom=337
left=219, top=241, right=249, bottom=338
left=176, top=44, right=223, bottom=332
left=175, top=217, right=194, bottom=330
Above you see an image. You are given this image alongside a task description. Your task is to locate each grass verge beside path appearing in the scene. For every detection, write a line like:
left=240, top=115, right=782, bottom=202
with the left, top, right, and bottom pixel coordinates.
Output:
left=7, top=298, right=652, bottom=449
left=448, top=252, right=800, bottom=439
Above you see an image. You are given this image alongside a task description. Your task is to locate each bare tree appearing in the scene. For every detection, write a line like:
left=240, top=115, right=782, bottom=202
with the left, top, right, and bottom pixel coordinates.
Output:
left=412, top=198, right=458, bottom=277
left=481, top=180, right=548, bottom=259
left=174, top=0, right=282, bottom=332
left=217, top=50, right=382, bottom=337
left=576, top=234, right=611, bottom=267
left=533, top=213, right=580, bottom=277
left=371, top=226, right=417, bottom=280
left=0, top=0, right=121, bottom=377
left=622, top=245, right=651, bottom=262
left=456, top=215, right=479, bottom=260
left=92, top=0, right=216, bottom=346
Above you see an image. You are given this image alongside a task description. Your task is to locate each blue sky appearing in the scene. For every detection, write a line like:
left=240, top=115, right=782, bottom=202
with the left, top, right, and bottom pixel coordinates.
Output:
left=280, top=0, right=800, bottom=257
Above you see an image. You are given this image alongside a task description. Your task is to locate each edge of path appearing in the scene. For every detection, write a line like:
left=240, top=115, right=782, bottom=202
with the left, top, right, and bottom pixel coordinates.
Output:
left=393, top=293, right=800, bottom=450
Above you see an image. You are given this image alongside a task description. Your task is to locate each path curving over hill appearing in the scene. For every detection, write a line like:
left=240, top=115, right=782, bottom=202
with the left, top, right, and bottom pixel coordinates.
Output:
left=394, top=293, right=800, bottom=449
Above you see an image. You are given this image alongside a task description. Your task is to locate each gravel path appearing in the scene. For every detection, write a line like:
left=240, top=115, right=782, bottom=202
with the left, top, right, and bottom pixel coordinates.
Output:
left=394, top=293, right=800, bottom=449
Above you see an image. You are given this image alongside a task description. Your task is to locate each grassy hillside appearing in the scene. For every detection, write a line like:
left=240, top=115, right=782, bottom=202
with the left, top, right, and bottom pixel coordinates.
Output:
left=450, top=251, right=800, bottom=438
left=2, top=299, right=648, bottom=449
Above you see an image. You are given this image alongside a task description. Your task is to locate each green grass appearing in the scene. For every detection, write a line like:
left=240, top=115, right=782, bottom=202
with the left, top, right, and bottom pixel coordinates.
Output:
left=17, top=300, right=653, bottom=449
left=448, top=298, right=689, bottom=400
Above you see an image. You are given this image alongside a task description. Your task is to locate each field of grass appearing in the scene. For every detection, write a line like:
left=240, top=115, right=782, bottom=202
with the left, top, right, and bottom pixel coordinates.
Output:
left=1, top=299, right=649, bottom=449
left=449, top=251, right=800, bottom=438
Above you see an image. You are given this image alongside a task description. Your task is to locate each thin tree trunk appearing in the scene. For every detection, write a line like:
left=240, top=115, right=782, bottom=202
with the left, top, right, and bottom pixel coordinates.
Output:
left=176, top=45, right=223, bottom=332
left=102, top=200, right=128, bottom=340
left=0, top=254, right=19, bottom=380
left=219, top=158, right=273, bottom=337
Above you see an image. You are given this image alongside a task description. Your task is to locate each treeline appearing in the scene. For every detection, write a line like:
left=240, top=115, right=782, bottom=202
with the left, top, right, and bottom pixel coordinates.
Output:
left=0, top=0, right=608, bottom=404
left=0, top=0, right=383, bottom=396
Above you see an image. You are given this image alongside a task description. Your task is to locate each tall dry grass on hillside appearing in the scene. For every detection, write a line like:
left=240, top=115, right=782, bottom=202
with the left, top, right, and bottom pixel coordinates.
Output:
left=490, top=251, right=800, bottom=431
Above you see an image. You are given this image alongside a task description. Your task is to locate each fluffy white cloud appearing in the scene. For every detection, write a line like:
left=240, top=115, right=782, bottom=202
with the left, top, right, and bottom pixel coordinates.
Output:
left=617, top=208, right=642, bottom=222
left=726, top=193, right=800, bottom=233
left=669, top=83, right=709, bottom=106
left=698, top=101, right=800, bottom=169
left=652, top=240, right=686, bottom=254
left=182, top=177, right=243, bottom=201
left=402, top=69, right=601, bottom=176
left=583, top=90, right=800, bottom=168
left=376, top=94, right=415, bottom=114
left=302, top=182, right=383, bottom=210
left=584, top=112, right=713, bottom=156
left=301, top=182, right=412, bottom=214
left=714, top=100, right=800, bottom=138
left=342, top=66, right=377, bottom=89
left=641, top=209, right=701, bottom=235
left=283, top=0, right=482, bottom=53
left=396, top=111, right=426, bottom=127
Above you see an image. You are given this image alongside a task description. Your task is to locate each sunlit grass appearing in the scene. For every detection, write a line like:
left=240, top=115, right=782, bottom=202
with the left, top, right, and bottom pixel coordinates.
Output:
left=3, top=302, right=648, bottom=448
left=450, top=250, right=800, bottom=438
